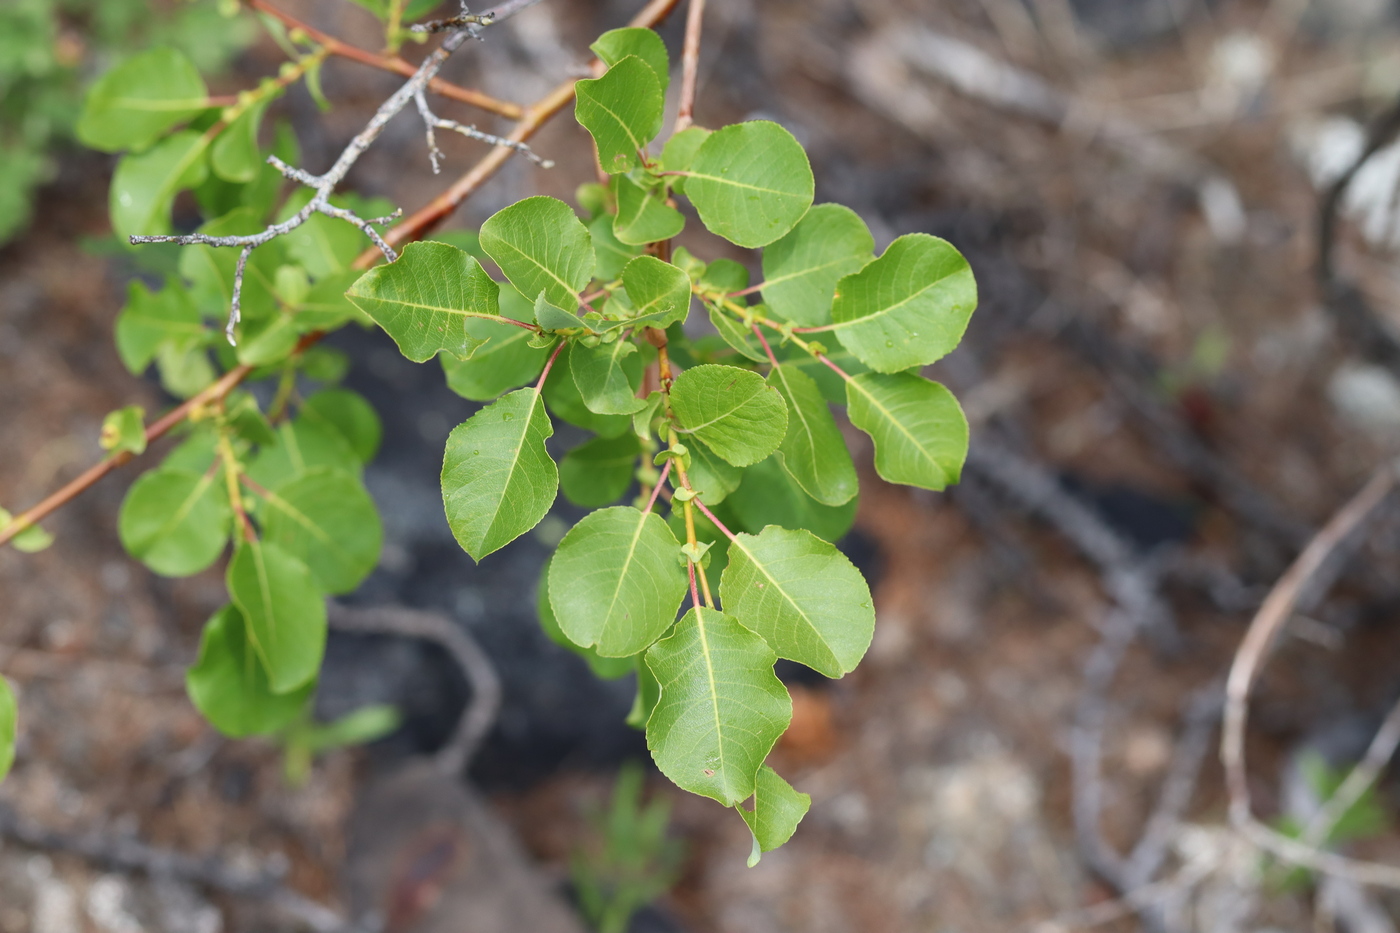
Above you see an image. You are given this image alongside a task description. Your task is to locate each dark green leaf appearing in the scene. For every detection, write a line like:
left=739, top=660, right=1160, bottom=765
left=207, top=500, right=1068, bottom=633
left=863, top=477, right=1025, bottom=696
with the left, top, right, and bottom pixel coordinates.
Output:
left=590, top=28, right=670, bottom=92
left=576, top=56, right=664, bottom=175
left=830, top=233, right=976, bottom=372
left=441, top=387, right=558, bottom=561
left=227, top=538, right=327, bottom=693
left=543, top=345, right=631, bottom=438
left=261, top=468, right=382, bottom=594
left=571, top=340, right=647, bottom=415
left=627, top=656, right=661, bottom=729
left=479, top=196, right=594, bottom=309
left=685, top=440, right=741, bottom=506
left=670, top=364, right=787, bottom=467
left=767, top=364, right=857, bottom=506
left=845, top=372, right=968, bottom=490
left=118, top=468, right=231, bottom=577
left=622, top=255, right=691, bottom=329
left=707, top=304, right=768, bottom=363
left=560, top=434, right=641, bottom=507
left=685, top=121, right=813, bottom=248
left=187, top=604, right=312, bottom=737
left=726, top=456, right=856, bottom=543
left=534, top=294, right=584, bottom=331
left=441, top=284, right=549, bottom=401
left=590, top=214, right=642, bottom=281
left=760, top=203, right=873, bottom=327
left=613, top=174, right=684, bottom=246
left=77, top=47, right=209, bottom=153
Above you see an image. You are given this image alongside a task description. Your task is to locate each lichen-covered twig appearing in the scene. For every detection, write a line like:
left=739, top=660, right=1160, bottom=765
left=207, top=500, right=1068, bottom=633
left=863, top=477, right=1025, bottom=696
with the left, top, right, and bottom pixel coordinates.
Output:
left=413, top=90, right=552, bottom=174
left=131, top=0, right=548, bottom=344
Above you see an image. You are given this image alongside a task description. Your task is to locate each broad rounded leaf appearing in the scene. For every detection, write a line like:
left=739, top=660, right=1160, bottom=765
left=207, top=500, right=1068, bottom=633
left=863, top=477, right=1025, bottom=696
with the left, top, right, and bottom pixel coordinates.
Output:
left=77, top=47, right=209, bottom=153
left=479, top=196, right=594, bottom=309
left=187, top=604, right=313, bottom=737
left=660, top=127, right=710, bottom=195
left=576, top=56, right=664, bottom=174
left=726, top=456, right=856, bottom=543
left=537, top=557, right=636, bottom=679
left=118, top=468, right=231, bottom=577
left=622, top=256, right=692, bottom=329
left=590, top=27, right=670, bottom=92
left=829, top=233, right=977, bottom=372
left=845, top=372, right=968, bottom=490
left=441, top=284, right=549, bottom=401
left=346, top=241, right=500, bottom=363
left=442, top=388, right=558, bottom=561
left=0, top=676, right=15, bottom=781
left=212, top=99, right=271, bottom=183
left=685, top=121, right=814, bottom=248
left=740, top=766, right=810, bottom=866
left=227, top=539, right=327, bottom=694
left=761, top=203, right=873, bottom=327
left=591, top=214, right=642, bottom=280
left=767, top=364, right=857, bottom=506
left=549, top=506, right=687, bottom=657
left=721, top=525, right=874, bottom=678
left=112, top=131, right=210, bottom=242
left=299, top=389, right=382, bottom=464
left=613, top=174, right=684, bottom=246
left=671, top=364, right=787, bottom=467
left=707, top=304, right=768, bottom=363
left=560, top=434, right=641, bottom=507
left=261, top=468, right=382, bottom=595
left=571, top=340, right=646, bottom=415
left=644, top=607, right=791, bottom=805
left=543, top=345, right=631, bottom=438
left=247, top=418, right=362, bottom=490
left=686, top=440, right=741, bottom=506
left=115, top=280, right=205, bottom=374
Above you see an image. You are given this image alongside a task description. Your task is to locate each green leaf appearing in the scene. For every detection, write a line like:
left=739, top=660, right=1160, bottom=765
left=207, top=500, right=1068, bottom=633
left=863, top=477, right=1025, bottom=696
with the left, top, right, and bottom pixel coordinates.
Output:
left=708, top=304, right=768, bottom=363
left=760, top=203, right=873, bottom=327
left=118, top=468, right=231, bottom=577
left=100, top=406, right=147, bottom=456
left=115, top=280, right=206, bottom=374
left=571, top=340, right=647, bottom=415
left=261, top=468, right=382, bottom=595
left=671, top=364, right=787, bottom=467
left=227, top=538, right=327, bottom=694
left=576, top=55, right=664, bottom=174
left=590, top=214, right=642, bottom=281
left=300, top=389, right=382, bottom=464
left=161, top=429, right=219, bottom=474
left=627, top=659, right=662, bottom=729
left=534, top=294, right=583, bottom=331
left=685, top=121, right=814, bottom=249
left=479, top=196, right=594, bottom=309
left=211, top=98, right=271, bottom=183
left=590, top=27, right=670, bottom=92
left=537, top=555, right=637, bottom=680
left=279, top=190, right=395, bottom=279
left=295, top=273, right=370, bottom=331
left=767, top=364, right=857, bottom=506
left=235, top=305, right=300, bottom=367
left=549, top=506, right=687, bottom=657
left=441, top=284, right=550, bottom=401
left=346, top=241, right=501, bottom=363
left=77, top=47, right=209, bottom=153
left=776, top=344, right=869, bottom=405
left=155, top=343, right=216, bottom=399
left=112, top=130, right=211, bottom=242
left=725, top=457, right=856, bottom=543
left=644, top=606, right=791, bottom=805
left=845, top=372, right=968, bottom=490
left=699, top=258, right=749, bottom=295
left=739, top=766, right=810, bottom=866
left=560, top=434, right=641, bottom=507
left=247, top=418, right=363, bottom=490
left=660, top=127, right=710, bottom=195
left=685, top=441, right=741, bottom=506
left=543, top=345, right=631, bottom=438
left=622, top=255, right=691, bottom=329
left=613, top=174, right=684, bottom=246
left=178, top=208, right=281, bottom=319
left=0, top=675, right=14, bottom=781
left=721, top=525, right=873, bottom=678
left=829, top=233, right=977, bottom=372
left=0, top=507, right=52, bottom=553
left=225, top=394, right=278, bottom=447
left=442, top=387, right=558, bottom=561
left=186, top=604, right=312, bottom=737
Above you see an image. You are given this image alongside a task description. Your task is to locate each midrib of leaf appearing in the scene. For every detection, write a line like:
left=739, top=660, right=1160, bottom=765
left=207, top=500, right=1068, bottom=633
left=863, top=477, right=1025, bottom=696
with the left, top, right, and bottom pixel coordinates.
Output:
left=829, top=266, right=961, bottom=331
left=480, top=391, right=541, bottom=545
left=762, top=254, right=862, bottom=290
left=601, top=510, right=650, bottom=638
left=774, top=368, right=817, bottom=462
left=142, top=472, right=214, bottom=551
left=731, top=537, right=834, bottom=669
left=111, top=96, right=208, bottom=112
left=684, top=171, right=806, bottom=199
left=695, top=607, right=729, bottom=795
left=583, top=92, right=646, bottom=153
left=265, top=491, right=355, bottom=564
left=849, top=379, right=944, bottom=480
left=487, top=238, right=578, bottom=306
left=678, top=390, right=756, bottom=433
left=360, top=295, right=507, bottom=323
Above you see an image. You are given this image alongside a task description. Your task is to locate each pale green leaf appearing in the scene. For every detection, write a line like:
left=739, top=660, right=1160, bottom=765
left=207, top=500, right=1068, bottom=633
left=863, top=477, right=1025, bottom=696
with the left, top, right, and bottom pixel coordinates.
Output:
left=442, top=387, right=558, bottom=561
left=767, top=364, right=857, bottom=506
left=590, top=214, right=642, bottom=281
left=613, top=174, right=684, bottom=246
left=112, top=130, right=211, bottom=242
left=660, top=126, right=710, bottom=195
left=247, top=418, right=362, bottom=490
left=114, top=280, right=205, bottom=374
left=543, top=345, right=631, bottom=438
left=685, top=121, right=813, bottom=248
left=534, top=294, right=584, bottom=331
left=118, top=468, right=231, bottom=577
left=293, top=272, right=371, bottom=332
left=739, top=766, right=810, bottom=865
left=0, top=509, right=54, bottom=554
left=77, top=47, right=209, bottom=153
left=538, top=556, right=640, bottom=680
left=685, top=440, right=741, bottom=506
left=560, top=434, right=641, bottom=507
left=845, top=372, right=968, bottom=490
left=441, top=284, right=549, bottom=401
left=549, top=506, right=686, bottom=657
left=227, top=538, right=327, bottom=694
left=627, top=658, right=662, bottom=730
left=261, top=468, right=382, bottom=595
left=622, top=255, right=691, bottom=329
left=761, top=203, right=873, bottom=327
left=346, top=240, right=501, bottom=363
left=576, top=55, right=664, bottom=174
left=100, top=406, right=147, bottom=456
left=187, top=604, right=313, bottom=737
left=211, top=98, right=271, bottom=183
left=0, top=676, right=14, bottom=780
left=590, top=27, right=670, bottom=92
left=571, top=339, right=647, bottom=415
left=299, top=389, right=382, bottom=464
left=154, top=343, right=216, bottom=399
left=479, top=196, right=594, bottom=309
left=721, top=525, right=874, bottom=677
left=671, top=364, right=787, bottom=467
left=708, top=304, right=767, bottom=363
left=830, top=233, right=976, bottom=372
left=644, top=607, right=791, bottom=805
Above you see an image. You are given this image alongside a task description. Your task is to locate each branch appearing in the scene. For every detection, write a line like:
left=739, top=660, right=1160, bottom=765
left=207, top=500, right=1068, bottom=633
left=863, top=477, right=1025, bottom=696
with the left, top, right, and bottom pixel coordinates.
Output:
left=674, top=0, right=705, bottom=132
left=1220, top=460, right=1400, bottom=889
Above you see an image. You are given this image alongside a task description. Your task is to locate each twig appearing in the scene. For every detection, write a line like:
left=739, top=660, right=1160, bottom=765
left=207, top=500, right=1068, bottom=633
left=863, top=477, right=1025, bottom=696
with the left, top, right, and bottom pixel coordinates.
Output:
left=674, top=0, right=705, bottom=132
left=1221, top=460, right=1400, bottom=889
left=413, top=89, right=552, bottom=174
left=247, top=0, right=522, bottom=118
left=328, top=603, right=501, bottom=777
left=1301, top=691, right=1400, bottom=851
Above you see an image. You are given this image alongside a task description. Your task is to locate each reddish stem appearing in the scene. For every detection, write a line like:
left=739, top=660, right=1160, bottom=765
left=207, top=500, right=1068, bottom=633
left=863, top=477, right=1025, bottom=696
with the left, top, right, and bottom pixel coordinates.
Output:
left=689, top=496, right=737, bottom=542
left=751, top=324, right=781, bottom=368
left=534, top=340, right=566, bottom=391
left=817, top=353, right=852, bottom=381
left=687, top=559, right=702, bottom=609
left=643, top=459, right=672, bottom=515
